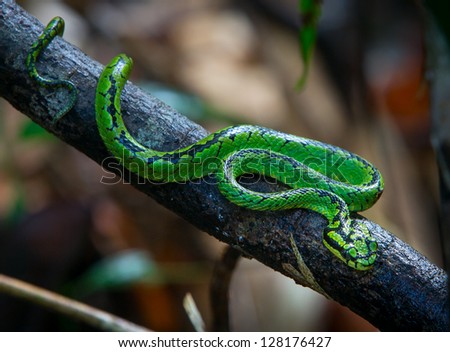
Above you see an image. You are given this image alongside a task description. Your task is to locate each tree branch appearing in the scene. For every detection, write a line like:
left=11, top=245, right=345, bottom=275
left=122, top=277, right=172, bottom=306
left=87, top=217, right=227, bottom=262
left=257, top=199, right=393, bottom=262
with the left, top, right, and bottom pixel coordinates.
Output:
left=0, top=0, right=448, bottom=331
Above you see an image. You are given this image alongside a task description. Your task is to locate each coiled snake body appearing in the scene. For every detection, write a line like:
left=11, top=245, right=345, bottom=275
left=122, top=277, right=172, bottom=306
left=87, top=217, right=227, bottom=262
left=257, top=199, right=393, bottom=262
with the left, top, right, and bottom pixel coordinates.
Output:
left=27, top=17, right=384, bottom=271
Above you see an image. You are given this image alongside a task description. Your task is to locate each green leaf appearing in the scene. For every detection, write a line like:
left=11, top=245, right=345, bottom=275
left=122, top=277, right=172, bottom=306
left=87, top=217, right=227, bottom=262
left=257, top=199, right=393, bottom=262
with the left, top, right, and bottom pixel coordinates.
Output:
left=141, top=82, right=244, bottom=124
left=69, top=250, right=162, bottom=297
left=19, top=120, right=54, bottom=141
left=296, top=0, right=322, bottom=90
left=68, top=249, right=210, bottom=298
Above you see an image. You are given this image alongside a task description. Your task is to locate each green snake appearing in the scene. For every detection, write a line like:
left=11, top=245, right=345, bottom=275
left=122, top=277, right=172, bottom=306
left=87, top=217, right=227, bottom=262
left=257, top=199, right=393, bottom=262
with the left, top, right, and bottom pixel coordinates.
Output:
left=27, top=17, right=384, bottom=271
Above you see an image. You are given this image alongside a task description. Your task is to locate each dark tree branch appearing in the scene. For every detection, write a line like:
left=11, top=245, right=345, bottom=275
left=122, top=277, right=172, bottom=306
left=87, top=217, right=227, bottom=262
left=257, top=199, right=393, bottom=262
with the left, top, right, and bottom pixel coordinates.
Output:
left=424, top=1, right=450, bottom=331
left=0, top=0, right=448, bottom=331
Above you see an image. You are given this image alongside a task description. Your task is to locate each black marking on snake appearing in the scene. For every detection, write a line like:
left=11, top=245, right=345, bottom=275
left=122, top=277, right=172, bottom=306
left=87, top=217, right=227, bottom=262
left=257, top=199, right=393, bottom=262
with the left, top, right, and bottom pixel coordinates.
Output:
left=143, top=130, right=229, bottom=166
left=323, top=230, right=347, bottom=252
left=107, top=77, right=120, bottom=129
left=117, top=131, right=145, bottom=153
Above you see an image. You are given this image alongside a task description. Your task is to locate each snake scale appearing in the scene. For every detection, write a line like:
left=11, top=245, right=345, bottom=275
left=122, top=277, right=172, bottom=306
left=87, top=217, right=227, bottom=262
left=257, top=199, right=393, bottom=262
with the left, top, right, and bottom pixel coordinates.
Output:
left=27, top=17, right=384, bottom=270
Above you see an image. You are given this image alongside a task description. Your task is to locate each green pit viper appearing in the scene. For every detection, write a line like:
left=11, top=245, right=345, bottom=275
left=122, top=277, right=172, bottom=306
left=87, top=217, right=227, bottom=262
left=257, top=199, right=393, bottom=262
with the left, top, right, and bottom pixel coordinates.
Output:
left=27, top=17, right=384, bottom=271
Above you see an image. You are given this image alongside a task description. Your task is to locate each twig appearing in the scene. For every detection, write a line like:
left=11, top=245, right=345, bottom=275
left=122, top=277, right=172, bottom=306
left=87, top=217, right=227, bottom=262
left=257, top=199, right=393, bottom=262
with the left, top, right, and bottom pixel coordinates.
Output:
left=183, top=293, right=206, bottom=332
left=210, top=247, right=241, bottom=331
left=0, top=274, right=150, bottom=331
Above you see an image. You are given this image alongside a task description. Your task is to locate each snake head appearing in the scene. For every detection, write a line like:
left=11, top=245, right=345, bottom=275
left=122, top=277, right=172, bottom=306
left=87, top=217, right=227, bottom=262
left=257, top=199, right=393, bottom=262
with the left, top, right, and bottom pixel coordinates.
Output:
left=323, top=221, right=378, bottom=271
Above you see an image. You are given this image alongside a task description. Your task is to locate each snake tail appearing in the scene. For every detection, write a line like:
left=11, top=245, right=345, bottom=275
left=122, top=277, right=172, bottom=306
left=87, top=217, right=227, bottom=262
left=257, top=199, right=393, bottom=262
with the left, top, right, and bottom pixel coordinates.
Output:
left=26, top=16, right=77, bottom=121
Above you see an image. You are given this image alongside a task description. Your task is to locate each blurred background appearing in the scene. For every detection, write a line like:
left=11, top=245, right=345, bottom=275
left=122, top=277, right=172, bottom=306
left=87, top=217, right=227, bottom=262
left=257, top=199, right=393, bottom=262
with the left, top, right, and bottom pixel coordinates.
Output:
left=0, top=0, right=442, bottom=331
